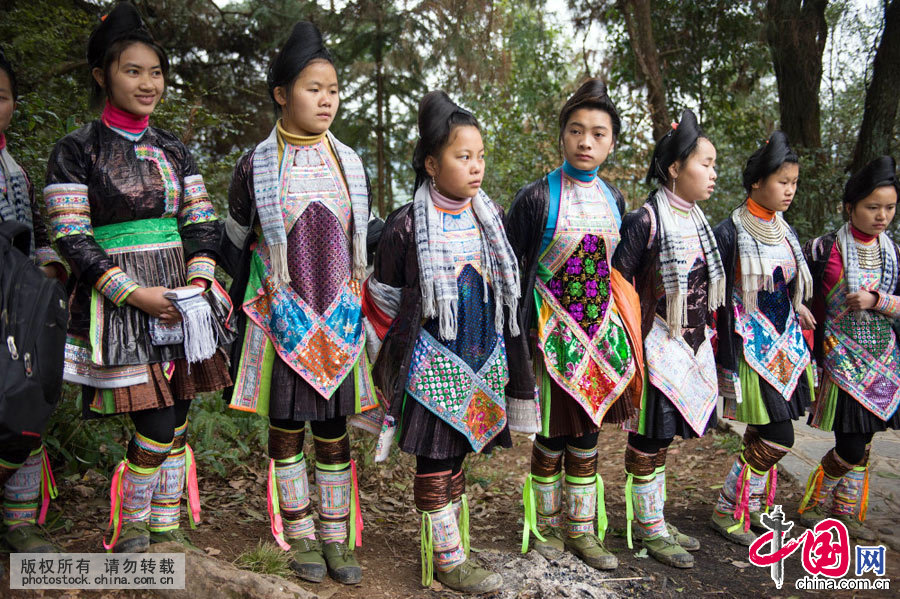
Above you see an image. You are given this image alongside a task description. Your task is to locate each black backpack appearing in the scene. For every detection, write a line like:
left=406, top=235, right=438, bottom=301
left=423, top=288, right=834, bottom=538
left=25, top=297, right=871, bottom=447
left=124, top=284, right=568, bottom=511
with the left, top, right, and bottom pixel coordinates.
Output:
left=0, top=221, right=68, bottom=444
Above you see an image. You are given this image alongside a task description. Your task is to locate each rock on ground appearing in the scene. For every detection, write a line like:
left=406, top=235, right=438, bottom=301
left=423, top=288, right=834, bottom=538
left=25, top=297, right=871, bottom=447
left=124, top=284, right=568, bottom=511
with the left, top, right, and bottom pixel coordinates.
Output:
left=147, top=542, right=317, bottom=599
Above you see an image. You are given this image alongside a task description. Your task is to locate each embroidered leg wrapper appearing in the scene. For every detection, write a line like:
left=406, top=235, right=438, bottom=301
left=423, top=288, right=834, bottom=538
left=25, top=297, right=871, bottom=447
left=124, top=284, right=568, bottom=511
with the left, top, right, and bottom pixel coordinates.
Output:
left=521, top=439, right=564, bottom=553
left=268, top=424, right=315, bottom=549
left=415, top=470, right=465, bottom=586
left=715, top=432, right=789, bottom=533
left=315, top=432, right=361, bottom=547
left=565, top=443, right=606, bottom=541
left=624, top=444, right=665, bottom=548
left=2, top=446, right=47, bottom=529
left=149, top=420, right=198, bottom=532
left=104, top=433, right=172, bottom=550
left=798, top=448, right=852, bottom=515
left=831, top=443, right=871, bottom=521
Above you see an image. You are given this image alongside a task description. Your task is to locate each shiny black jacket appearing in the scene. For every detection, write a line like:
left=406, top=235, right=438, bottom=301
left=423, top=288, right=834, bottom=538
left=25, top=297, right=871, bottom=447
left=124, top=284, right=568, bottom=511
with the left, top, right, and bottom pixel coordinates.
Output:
left=45, top=121, right=220, bottom=333
left=611, top=192, right=712, bottom=353
left=503, top=174, right=626, bottom=400
left=371, top=200, right=526, bottom=416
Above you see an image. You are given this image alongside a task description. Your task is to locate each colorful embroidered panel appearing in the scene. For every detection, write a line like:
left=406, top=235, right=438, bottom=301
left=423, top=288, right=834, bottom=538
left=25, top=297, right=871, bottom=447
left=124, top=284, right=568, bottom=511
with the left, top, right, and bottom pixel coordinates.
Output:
left=440, top=206, right=485, bottom=279
left=95, top=266, right=140, bottom=306
left=535, top=172, right=635, bottom=425
left=644, top=315, right=718, bottom=436
left=545, top=235, right=611, bottom=337
left=135, top=145, right=181, bottom=216
left=44, top=183, right=92, bottom=240
left=179, top=174, right=217, bottom=226
left=63, top=335, right=149, bottom=388
left=406, top=329, right=508, bottom=452
left=281, top=140, right=352, bottom=236
left=244, top=245, right=365, bottom=399
left=406, top=264, right=508, bottom=452
left=186, top=255, right=216, bottom=282
left=733, top=267, right=810, bottom=399
left=540, top=175, right=621, bottom=274
left=823, top=268, right=900, bottom=421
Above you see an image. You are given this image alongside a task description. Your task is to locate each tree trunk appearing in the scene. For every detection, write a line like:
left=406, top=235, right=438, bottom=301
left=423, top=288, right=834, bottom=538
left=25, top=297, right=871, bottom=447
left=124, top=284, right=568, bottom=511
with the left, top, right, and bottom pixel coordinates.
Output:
left=849, top=0, right=900, bottom=172
left=765, top=0, right=828, bottom=149
left=617, top=0, right=669, bottom=141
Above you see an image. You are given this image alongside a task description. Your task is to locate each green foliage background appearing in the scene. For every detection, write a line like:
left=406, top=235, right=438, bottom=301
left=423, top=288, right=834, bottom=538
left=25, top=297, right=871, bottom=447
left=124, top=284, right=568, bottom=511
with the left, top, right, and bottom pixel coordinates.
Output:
left=0, top=0, right=896, bottom=479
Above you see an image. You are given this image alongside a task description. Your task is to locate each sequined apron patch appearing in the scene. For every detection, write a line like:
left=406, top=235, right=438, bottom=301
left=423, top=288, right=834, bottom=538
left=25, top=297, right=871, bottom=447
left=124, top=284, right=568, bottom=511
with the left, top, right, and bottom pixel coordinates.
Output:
left=244, top=246, right=364, bottom=400
left=535, top=175, right=635, bottom=424
left=644, top=315, right=718, bottom=436
left=405, top=329, right=508, bottom=452
left=823, top=274, right=900, bottom=421
left=733, top=271, right=810, bottom=400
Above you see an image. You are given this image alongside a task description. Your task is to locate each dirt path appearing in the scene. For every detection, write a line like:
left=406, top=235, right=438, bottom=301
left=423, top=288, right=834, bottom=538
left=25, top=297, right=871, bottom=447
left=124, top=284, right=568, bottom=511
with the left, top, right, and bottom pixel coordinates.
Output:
left=2, top=425, right=895, bottom=598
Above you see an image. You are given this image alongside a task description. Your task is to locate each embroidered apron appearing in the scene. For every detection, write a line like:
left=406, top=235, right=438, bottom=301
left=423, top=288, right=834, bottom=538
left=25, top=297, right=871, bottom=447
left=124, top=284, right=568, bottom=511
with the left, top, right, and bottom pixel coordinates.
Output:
left=824, top=266, right=900, bottom=421
left=243, top=140, right=367, bottom=400
left=644, top=215, right=717, bottom=436
left=404, top=207, right=509, bottom=452
left=534, top=175, right=636, bottom=425
left=733, top=239, right=810, bottom=399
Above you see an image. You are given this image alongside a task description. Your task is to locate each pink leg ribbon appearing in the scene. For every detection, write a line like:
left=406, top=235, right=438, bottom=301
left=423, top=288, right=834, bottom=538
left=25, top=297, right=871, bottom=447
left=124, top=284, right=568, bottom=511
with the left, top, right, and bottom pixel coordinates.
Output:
left=266, top=459, right=291, bottom=551
left=185, top=443, right=201, bottom=529
left=102, top=460, right=128, bottom=551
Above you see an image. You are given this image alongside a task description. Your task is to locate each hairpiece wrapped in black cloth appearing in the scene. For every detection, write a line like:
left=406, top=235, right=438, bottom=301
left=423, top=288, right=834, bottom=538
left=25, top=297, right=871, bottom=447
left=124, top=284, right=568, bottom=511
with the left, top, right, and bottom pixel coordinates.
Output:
left=267, top=21, right=333, bottom=103
left=742, top=131, right=798, bottom=193
left=411, top=90, right=479, bottom=192
left=645, top=109, right=704, bottom=185
left=87, top=2, right=155, bottom=69
left=843, top=155, right=899, bottom=206
left=0, top=47, right=18, bottom=101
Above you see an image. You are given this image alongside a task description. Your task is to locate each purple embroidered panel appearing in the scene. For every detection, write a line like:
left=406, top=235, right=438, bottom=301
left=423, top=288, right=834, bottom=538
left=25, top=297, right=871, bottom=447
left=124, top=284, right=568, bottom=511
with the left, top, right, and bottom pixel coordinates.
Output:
left=545, top=234, right=611, bottom=339
left=286, top=202, right=350, bottom=314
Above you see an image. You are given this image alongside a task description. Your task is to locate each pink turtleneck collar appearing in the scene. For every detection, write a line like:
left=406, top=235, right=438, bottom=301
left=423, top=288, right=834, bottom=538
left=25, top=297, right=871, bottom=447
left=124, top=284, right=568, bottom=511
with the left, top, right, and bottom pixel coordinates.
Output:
left=663, top=185, right=694, bottom=212
left=850, top=223, right=877, bottom=243
left=430, top=183, right=472, bottom=212
left=0, top=133, right=6, bottom=152
left=101, top=101, right=149, bottom=135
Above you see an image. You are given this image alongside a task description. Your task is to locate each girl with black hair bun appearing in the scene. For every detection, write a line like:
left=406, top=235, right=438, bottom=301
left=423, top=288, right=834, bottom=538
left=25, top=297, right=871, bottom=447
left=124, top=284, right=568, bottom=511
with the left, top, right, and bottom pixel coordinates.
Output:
left=0, top=47, right=68, bottom=555
left=709, top=131, right=815, bottom=546
left=222, top=21, right=371, bottom=585
left=611, top=108, right=725, bottom=569
left=505, top=78, right=642, bottom=571
left=44, top=2, right=232, bottom=553
left=799, top=155, right=900, bottom=542
left=363, top=90, right=521, bottom=593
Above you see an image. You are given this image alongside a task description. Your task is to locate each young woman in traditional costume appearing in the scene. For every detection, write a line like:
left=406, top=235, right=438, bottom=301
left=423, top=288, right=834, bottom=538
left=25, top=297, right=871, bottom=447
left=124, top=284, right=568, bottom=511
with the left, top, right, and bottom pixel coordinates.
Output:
left=222, top=21, right=371, bottom=585
left=710, top=131, right=815, bottom=545
left=611, top=109, right=725, bottom=568
left=44, top=3, right=230, bottom=552
left=799, top=156, right=900, bottom=542
left=0, top=48, right=67, bottom=554
left=505, top=79, right=643, bottom=570
left=364, top=91, right=520, bottom=594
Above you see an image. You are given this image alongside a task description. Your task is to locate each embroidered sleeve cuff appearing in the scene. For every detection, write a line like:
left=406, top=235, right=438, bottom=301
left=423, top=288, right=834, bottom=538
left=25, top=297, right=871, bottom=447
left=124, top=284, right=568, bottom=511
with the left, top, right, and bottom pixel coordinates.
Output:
left=96, top=266, right=140, bottom=306
left=875, top=291, right=900, bottom=318
left=179, top=175, right=218, bottom=226
left=34, top=246, right=65, bottom=270
left=44, top=183, right=93, bottom=240
left=186, top=255, right=217, bottom=283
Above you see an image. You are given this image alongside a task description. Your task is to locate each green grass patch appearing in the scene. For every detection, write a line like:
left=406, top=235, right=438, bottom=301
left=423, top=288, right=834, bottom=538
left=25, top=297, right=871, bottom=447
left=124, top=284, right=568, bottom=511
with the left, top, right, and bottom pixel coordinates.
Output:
left=234, top=540, right=293, bottom=576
